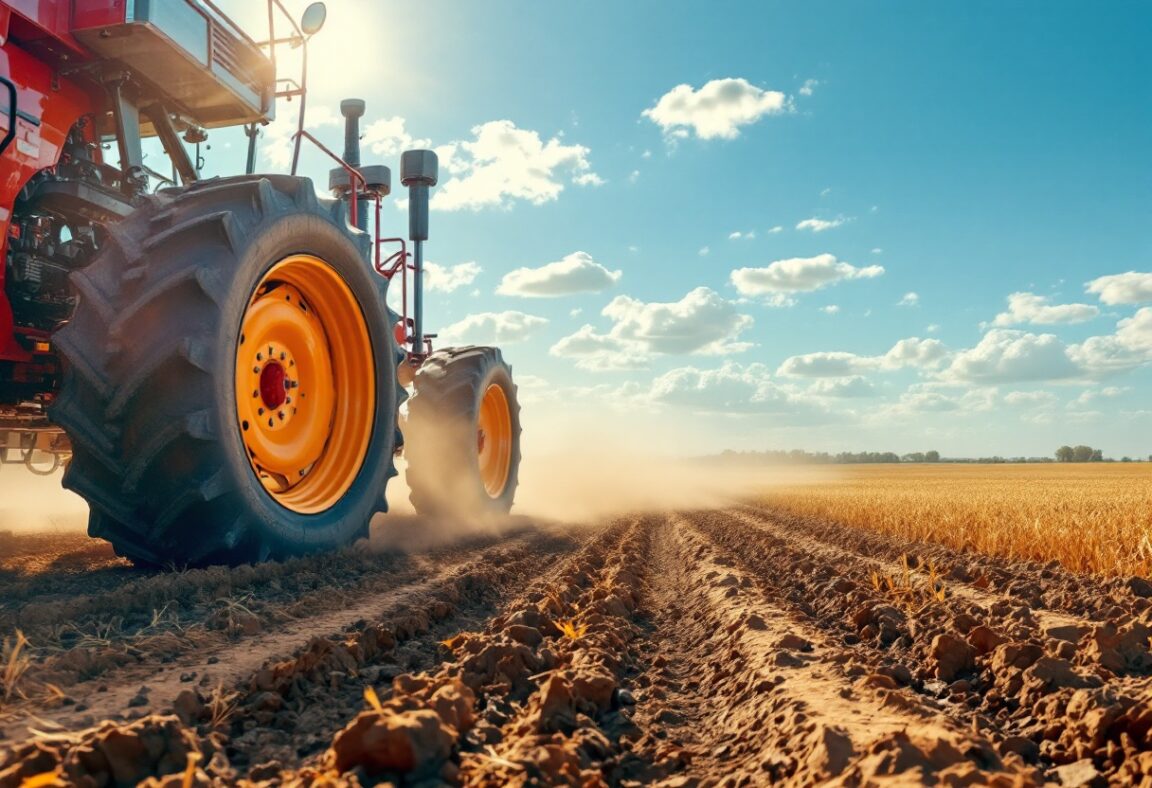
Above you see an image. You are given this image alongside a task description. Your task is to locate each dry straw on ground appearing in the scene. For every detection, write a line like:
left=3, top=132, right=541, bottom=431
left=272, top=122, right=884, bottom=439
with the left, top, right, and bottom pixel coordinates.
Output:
left=754, top=464, right=1151, bottom=577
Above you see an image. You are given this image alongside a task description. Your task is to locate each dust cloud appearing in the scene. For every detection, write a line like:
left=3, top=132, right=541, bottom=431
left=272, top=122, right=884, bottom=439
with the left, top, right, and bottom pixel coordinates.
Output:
left=512, top=446, right=838, bottom=522
left=506, top=403, right=840, bottom=522
left=0, top=468, right=88, bottom=533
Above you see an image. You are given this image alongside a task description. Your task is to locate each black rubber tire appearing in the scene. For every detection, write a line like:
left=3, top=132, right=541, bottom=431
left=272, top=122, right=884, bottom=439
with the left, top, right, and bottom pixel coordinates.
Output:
left=49, top=175, right=403, bottom=565
left=404, top=346, right=521, bottom=517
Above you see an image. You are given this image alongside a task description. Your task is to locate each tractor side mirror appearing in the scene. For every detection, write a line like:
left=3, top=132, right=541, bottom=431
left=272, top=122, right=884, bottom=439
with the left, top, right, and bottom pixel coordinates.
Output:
left=300, top=3, right=327, bottom=36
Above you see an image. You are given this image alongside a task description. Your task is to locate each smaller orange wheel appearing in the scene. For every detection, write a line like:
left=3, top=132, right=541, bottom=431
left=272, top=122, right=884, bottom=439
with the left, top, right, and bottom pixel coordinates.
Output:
left=477, top=383, right=513, bottom=498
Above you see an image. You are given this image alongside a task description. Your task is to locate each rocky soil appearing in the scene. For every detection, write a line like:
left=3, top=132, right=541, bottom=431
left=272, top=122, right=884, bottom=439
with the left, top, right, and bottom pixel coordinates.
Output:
left=1, top=505, right=1150, bottom=786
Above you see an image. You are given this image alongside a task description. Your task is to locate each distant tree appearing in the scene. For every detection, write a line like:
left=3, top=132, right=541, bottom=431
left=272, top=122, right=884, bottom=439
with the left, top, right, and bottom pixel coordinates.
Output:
left=1122, top=457, right=1132, bottom=463
left=1056, top=446, right=1075, bottom=463
left=925, top=450, right=941, bottom=463
left=1072, top=445, right=1095, bottom=462
left=903, top=452, right=926, bottom=463
left=1090, top=449, right=1104, bottom=462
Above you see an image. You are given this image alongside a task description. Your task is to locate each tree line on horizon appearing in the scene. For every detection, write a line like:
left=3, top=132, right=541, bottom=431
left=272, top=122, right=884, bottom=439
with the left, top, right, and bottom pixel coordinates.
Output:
left=707, top=446, right=1148, bottom=465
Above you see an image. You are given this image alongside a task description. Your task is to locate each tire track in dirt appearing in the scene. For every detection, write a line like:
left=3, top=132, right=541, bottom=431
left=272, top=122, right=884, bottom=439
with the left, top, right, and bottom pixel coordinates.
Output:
left=0, top=526, right=580, bottom=747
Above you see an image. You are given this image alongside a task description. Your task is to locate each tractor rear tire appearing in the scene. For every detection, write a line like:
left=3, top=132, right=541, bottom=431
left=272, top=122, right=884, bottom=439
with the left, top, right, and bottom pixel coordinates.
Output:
left=51, top=175, right=403, bottom=565
left=404, top=346, right=521, bottom=517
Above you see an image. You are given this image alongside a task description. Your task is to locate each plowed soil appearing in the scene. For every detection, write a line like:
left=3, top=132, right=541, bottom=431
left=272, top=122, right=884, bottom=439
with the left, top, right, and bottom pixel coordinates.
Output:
left=2, top=506, right=1151, bottom=786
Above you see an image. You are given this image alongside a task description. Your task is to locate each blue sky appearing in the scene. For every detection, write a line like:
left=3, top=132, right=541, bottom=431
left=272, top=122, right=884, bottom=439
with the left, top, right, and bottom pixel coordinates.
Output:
left=194, top=1, right=1152, bottom=458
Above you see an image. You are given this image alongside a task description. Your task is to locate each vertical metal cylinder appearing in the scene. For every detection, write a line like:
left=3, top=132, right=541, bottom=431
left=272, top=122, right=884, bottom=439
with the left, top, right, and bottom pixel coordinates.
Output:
left=340, top=98, right=367, bottom=229
left=413, top=239, right=424, bottom=354
left=401, top=151, right=438, bottom=355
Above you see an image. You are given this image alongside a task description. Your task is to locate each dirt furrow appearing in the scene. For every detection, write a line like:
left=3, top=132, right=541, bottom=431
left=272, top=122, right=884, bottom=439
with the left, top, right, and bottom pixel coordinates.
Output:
left=0, top=519, right=556, bottom=704
left=627, top=513, right=1029, bottom=785
left=0, top=526, right=581, bottom=753
left=740, top=502, right=1152, bottom=621
left=689, top=507, right=1152, bottom=784
left=732, top=506, right=1084, bottom=633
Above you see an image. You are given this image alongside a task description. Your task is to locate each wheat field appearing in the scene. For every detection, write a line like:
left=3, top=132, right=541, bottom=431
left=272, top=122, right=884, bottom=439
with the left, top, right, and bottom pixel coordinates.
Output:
left=753, top=464, right=1152, bottom=577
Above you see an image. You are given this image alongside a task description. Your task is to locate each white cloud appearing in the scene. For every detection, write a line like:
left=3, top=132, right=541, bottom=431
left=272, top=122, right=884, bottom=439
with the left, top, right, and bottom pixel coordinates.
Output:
left=548, top=325, right=645, bottom=371
left=628, top=170, right=641, bottom=184
left=602, top=288, right=753, bottom=355
left=424, top=261, right=481, bottom=293
left=778, top=337, right=948, bottom=378
left=819, top=187, right=832, bottom=198
left=1085, top=272, right=1152, bottom=305
left=574, top=172, right=606, bottom=186
left=550, top=287, right=754, bottom=369
left=820, top=305, right=841, bottom=315
left=795, top=217, right=846, bottom=233
left=799, top=79, right=820, bottom=97
left=363, top=116, right=432, bottom=157
left=946, top=330, right=1080, bottom=383
left=497, top=251, right=621, bottom=298
left=642, top=77, right=790, bottom=140
left=729, top=230, right=756, bottom=241
left=644, top=362, right=830, bottom=419
left=1070, top=308, right=1152, bottom=373
left=886, top=384, right=999, bottom=416
left=730, top=254, right=884, bottom=301
left=896, top=390, right=962, bottom=413
left=1068, top=335, right=1149, bottom=375
left=884, top=337, right=949, bottom=368
left=433, top=120, right=599, bottom=211
left=990, top=292, right=1099, bottom=327
left=898, top=292, right=920, bottom=307
left=778, top=351, right=869, bottom=378
left=438, top=311, right=548, bottom=345
left=649, top=362, right=780, bottom=412
left=1004, top=390, right=1058, bottom=407
left=1070, top=386, right=1126, bottom=407
left=767, top=226, right=784, bottom=234
left=926, top=324, right=941, bottom=334
left=807, top=376, right=875, bottom=398
left=699, top=246, right=711, bottom=257
left=1116, top=307, right=1152, bottom=351
left=871, top=248, right=883, bottom=255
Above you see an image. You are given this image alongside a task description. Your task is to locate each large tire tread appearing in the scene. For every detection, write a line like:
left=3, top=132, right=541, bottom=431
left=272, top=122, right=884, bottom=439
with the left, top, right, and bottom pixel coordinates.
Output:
left=51, top=175, right=403, bottom=565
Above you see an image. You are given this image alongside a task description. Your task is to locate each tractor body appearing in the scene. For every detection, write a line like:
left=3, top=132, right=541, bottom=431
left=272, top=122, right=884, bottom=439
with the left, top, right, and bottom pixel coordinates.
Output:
left=0, top=0, right=276, bottom=468
left=0, top=0, right=522, bottom=562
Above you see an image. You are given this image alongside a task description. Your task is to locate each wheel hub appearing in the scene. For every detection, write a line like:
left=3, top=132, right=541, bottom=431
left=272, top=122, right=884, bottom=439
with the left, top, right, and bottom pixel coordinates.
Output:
left=259, top=360, right=288, bottom=410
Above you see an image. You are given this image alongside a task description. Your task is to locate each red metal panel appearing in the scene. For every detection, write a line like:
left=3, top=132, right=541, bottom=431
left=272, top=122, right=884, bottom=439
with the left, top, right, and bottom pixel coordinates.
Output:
left=2, top=0, right=74, bottom=42
left=71, top=0, right=129, bottom=29
left=0, top=37, right=100, bottom=361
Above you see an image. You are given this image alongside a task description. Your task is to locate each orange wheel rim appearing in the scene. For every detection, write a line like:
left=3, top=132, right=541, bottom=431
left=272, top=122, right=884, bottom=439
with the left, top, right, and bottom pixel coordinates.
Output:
left=234, top=255, right=375, bottom=514
left=477, top=383, right=512, bottom=499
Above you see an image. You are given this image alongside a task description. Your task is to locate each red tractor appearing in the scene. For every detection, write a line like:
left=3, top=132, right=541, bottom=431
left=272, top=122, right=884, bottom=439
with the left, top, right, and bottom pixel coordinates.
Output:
left=0, top=0, right=522, bottom=564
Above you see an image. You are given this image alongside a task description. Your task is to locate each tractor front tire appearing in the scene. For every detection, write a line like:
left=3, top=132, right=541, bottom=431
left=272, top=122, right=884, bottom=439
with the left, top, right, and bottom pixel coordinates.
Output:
left=51, top=175, right=402, bottom=565
left=404, top=346, right=521, bottom=518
